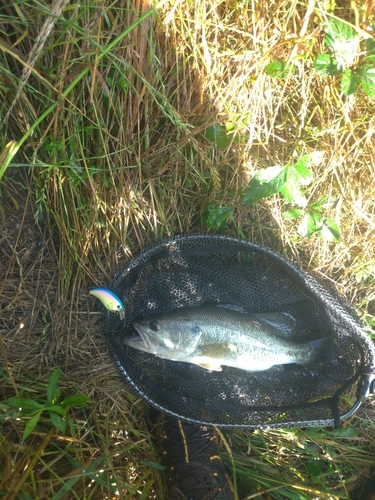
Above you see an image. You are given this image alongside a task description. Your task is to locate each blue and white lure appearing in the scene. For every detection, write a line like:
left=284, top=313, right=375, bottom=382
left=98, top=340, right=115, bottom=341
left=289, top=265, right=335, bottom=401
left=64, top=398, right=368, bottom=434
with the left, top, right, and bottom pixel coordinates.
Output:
left=89, top=288, right=125, bottom=320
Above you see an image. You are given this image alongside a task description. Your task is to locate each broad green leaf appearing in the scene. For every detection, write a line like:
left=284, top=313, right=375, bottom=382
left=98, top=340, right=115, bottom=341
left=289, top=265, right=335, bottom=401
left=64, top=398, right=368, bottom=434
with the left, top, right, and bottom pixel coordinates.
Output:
left=299, top=213, right=315, bottom=237
left=292, top=162, right=314, bottom=186
left=324, top=19, right=358, bottom=66
left=283, top=209, right=303, bottom=220
left=264, top=61, right=295, bottom=78
left=341, top=69, right=360, bottom=95
left=363, top=54, right=375, bottom=63
left=201, top=123, right=232, bottom=150
left=202, top=204, right=233, bottom=230
left=313, top=54, right=340, bottom=76
left=321, top=219, right=340, bottom=242
left=311, top=211, right=323, bottom=227
left=280, top=164, right=311, bottom=204
left=357, top=65, right=375, bottom=98
left=243, top=166, right=286, bottom=204
left=325, top=18, right=356, bottom=46
left=22, top=410, right=43, bottom=440
left=306, top=459, right=323, bottom=476
left=298, top=213, right=319, bottom=237
left=47, top=368, right=60, bottom=404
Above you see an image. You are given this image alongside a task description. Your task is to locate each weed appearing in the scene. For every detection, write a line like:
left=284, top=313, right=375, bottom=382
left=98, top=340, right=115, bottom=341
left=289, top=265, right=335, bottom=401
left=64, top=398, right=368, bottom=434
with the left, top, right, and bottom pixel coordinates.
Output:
left=1, top=368, right=89, bottom=441
left=314, top=17, right=375, bottom=97
left=203, top=152, right=341, bottom=241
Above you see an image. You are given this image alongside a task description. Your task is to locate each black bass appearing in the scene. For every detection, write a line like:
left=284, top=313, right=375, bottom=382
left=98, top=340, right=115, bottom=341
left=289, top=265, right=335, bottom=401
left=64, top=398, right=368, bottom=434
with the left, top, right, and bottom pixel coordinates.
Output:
left=125, top=304, right=330, bottom=372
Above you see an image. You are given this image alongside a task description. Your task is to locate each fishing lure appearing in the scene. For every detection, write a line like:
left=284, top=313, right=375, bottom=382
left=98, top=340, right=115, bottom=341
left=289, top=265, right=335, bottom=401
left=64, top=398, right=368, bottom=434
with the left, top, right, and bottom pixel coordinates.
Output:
left=89, top=288, right=125, bottom=320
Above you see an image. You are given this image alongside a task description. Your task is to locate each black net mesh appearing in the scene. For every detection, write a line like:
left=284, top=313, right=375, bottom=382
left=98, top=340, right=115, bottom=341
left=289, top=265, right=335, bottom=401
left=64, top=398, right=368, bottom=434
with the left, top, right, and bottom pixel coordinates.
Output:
left=104, top=235, right=375, bottom=428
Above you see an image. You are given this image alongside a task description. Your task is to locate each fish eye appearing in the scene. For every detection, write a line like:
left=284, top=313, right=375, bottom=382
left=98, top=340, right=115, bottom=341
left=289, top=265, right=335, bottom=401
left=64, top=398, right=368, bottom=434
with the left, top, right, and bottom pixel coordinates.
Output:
left=149, top=321, right=160, bottom=332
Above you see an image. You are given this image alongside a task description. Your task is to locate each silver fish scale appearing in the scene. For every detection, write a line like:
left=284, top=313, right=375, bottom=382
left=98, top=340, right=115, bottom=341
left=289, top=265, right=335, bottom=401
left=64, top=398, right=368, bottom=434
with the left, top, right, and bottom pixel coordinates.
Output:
left=104, top=235, right=375, bottom=429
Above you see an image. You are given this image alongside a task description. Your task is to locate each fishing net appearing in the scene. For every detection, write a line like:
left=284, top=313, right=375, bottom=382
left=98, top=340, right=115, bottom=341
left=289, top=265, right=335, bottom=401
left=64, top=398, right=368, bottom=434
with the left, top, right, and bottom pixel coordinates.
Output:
left=103, top=235, right=375, bottom=429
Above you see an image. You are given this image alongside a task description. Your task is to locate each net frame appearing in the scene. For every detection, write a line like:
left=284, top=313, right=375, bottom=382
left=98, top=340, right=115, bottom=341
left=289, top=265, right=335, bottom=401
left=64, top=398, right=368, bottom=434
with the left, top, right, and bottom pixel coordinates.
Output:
left=103, top=235, right=375, bottom=429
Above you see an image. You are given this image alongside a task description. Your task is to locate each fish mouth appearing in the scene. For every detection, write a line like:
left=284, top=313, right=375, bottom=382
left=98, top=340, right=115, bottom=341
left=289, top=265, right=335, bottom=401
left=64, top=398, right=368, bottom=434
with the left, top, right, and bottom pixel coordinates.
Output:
left=125, top=327, right=157, bottom=354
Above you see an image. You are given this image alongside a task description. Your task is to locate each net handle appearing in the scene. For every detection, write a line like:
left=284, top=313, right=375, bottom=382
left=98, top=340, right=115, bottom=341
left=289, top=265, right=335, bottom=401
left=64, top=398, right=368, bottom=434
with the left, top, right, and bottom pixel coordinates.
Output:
left=340, top=368, right=375, bottom=422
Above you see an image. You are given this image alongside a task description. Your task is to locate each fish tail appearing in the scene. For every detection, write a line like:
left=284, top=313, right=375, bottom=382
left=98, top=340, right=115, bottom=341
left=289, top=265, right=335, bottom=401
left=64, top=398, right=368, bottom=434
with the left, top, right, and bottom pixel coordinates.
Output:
left=308, top=336, right=333, bottom=363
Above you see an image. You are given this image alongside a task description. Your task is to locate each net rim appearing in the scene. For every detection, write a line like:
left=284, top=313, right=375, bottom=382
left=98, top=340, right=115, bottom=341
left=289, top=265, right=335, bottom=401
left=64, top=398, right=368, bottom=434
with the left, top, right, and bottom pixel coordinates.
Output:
left=104, top=234, right=375, bottom=428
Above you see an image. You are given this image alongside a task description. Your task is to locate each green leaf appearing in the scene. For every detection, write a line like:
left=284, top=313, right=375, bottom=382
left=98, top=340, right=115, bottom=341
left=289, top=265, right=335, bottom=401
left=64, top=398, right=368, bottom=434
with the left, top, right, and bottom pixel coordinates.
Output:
left=264, top=61, right=295, bottom=78
left=292, top=162, right=314, bottom=185
left=363, top=54, right=375, bottom=63
left=202, top=204, right=233, bottom=230
left=3, top=397, right=44, bottom=410
left=280, top=163, right=313, bottom=204
left=341, top=69, right=361, bottom=95
left=329, top=425, right=357, bottom=437
left=306, top=459, right=323, bottom=476
left=141, top=460, right=167, bottom=471
left=47, top=368, right=60, bottom=404
left=243, top=166, right=286, bottom=204
left=298, top=213, right=319, bottom=237
left=50, top=411, right=68, bottom=433
left=295, top=151, right=324, bottom=168
left=60, top=394, right=90, bottom=408
left=201, top=123, right=232, bottom=150
left=44, top=405, right=67, bottom=416
left=313, top=54, right=341, bottom=76
left=283, top=209, right=303, bottom=220
left=22, top=411, right=43, bottom=440
left=49, top=411, right=65, bottom=432
left=365, top=38, right=375, bottom=55
left=357, top=65, right=375, bottom=98
left=280, top=167, right=302, bottom=204
left=321, top=219, right=340, bottom=242
left=324, top=18, right=358, bottom=65
left=88, top=471, right=107, bottom=487
left=325, top=18, right=356, bottom=46
left=309, top=195, right=332, bottom=210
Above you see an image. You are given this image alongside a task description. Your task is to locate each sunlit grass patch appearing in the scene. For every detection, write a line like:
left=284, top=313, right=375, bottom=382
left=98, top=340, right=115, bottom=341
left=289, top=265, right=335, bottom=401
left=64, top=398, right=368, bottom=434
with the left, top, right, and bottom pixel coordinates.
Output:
left=0, top=365, right=162, bottom=499
left=1, top=0, right=375, bottom=498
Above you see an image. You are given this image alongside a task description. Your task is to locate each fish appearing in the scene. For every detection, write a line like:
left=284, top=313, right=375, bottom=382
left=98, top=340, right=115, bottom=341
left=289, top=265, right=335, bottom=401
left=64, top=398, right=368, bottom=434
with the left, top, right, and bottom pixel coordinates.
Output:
left=125, top=304, right=330, bottom=372
left=89, top=288, right=125, bottom=320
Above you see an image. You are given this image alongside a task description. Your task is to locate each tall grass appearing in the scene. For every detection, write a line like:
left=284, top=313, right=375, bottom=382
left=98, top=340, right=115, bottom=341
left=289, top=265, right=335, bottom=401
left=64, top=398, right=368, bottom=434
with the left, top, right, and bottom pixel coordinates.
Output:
left=1, top=0, right=375, bottom=498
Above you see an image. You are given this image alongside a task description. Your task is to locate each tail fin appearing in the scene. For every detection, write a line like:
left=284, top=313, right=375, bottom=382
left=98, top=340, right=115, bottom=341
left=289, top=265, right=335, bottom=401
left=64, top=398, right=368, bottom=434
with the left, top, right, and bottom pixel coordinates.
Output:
left=310, top=337, right=333, bottom=354
left=308, top=336, right=333, bottom=363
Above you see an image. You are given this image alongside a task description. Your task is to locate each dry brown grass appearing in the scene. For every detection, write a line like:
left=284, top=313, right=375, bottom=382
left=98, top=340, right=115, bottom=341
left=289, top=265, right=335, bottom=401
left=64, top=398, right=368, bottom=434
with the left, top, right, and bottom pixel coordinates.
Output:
left=1, top=0, right=375, bottom=498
